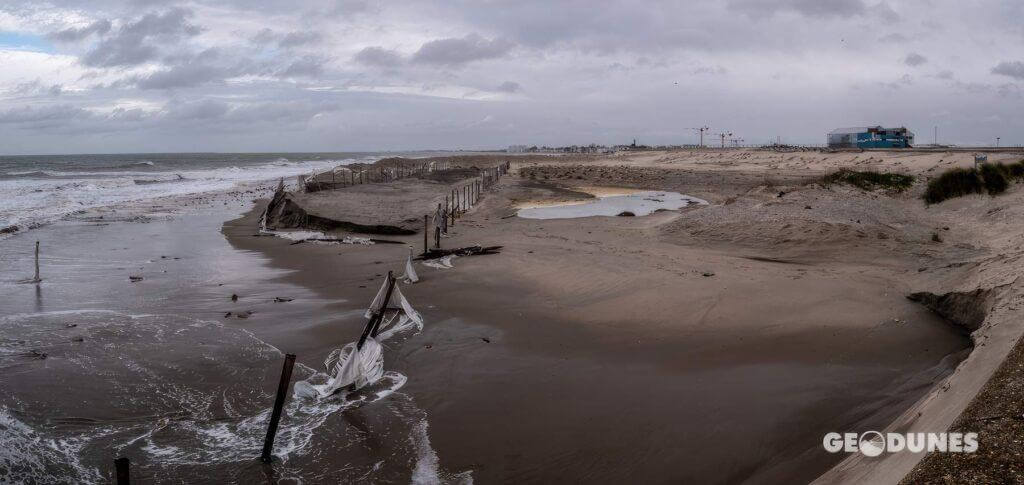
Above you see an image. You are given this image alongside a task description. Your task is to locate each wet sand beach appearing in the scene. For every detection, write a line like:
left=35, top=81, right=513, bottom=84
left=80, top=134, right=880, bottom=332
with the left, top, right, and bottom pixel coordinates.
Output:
left=223, top=151, right=978, bottom=483
left=4, top=148, right=1023, bottom=483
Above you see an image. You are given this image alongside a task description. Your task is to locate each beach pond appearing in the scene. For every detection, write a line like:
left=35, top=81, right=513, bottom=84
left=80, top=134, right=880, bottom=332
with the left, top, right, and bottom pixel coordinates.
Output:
left=516, top=189, right=707, bottom=219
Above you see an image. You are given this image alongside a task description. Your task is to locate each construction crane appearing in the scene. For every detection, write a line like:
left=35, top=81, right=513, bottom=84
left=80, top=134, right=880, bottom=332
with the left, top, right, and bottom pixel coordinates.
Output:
left=716, top=132, right=732, bottom=148
left=686, top=126, right=710, bottom=147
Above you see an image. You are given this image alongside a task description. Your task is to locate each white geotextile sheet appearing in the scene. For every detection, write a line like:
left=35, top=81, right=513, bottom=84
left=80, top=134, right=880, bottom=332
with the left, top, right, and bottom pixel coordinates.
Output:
left=422, top=255, right=456, bottom=269
left=298, top=281, right=423, bottom=399
left=400, top=252, right=419, bottom=283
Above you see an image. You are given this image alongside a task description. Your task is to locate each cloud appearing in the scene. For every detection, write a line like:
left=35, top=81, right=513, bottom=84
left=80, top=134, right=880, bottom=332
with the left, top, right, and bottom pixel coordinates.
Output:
left=0, top=104, right=92, bottom=124
left=728, top=0, right=866, bottom=18
left=130, top=49, right=255, bottom=89
left=278, top=55, right=325, bottom=78
left=412, top=34, right=513, bottom=67
left=992, top=61, right=1024, bottom=80
left=252, top=29, right=322, bottom=48
left=279, top=31, right=321, bottom=48
left=81, top=8, right=202, bottom=67
left=251, top=28, right=277, bottom=45
left=135, top=63, right=228, bottom=90
left=353, top=46, right=404, bottom=67
left=693, top=65, right=727, bottom=75
left=871, top=1, right=901, bottom=24
left=494, top=81, right=521, bottom=93
left=166, top=99, right=230, bottom=120
left=11, top=79, right=63, bottom=97
left=4, top=0, right=1024, bottom=152
left=997, top=83, right=1020, bottom=98
left=879, top=33, right=909, bottom=43
left=904, top=53, right=927, bottom=66
left=47, top=19, right=111, bottom=43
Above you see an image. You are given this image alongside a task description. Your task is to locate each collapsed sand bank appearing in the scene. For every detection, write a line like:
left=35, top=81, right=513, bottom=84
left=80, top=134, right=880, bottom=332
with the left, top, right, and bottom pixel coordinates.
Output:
left=220, top=148, right=1024, bottom=482
left=516, top=148, right=1024, bottom=483
left=265, top=168, right=489, bottom=234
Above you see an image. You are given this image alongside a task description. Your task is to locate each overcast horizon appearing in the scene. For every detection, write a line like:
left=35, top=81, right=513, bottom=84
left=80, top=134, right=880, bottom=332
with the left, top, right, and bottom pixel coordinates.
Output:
left=1, top=0, right=1023, bottom=155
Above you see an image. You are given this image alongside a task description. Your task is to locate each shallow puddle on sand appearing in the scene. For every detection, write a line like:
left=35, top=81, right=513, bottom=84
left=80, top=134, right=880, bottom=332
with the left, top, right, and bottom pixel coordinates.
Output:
left=516, top=189, right=707, bottom=219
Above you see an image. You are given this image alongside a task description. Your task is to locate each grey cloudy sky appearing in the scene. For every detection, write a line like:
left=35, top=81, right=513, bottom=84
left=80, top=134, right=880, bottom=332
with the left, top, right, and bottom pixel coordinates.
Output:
left=0, top=0, right=1022, bottom=154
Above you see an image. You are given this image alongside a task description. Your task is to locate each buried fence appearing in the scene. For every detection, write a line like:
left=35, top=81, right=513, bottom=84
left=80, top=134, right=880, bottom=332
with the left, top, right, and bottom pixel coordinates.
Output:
left=425, top=161, right=510, bottom=254
left=302, top=160, right=460, bottom=193
left=109, top=162, right=513, bottom=480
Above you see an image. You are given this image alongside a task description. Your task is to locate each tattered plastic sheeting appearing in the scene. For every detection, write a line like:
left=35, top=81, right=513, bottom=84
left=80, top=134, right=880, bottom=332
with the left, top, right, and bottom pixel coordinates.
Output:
left=339, top=236, right=374, bottom=245
left=294, top=338, right=384, bottom=398
left=399, top=250, right=419, bottom=283
left=296, top=279, right=423, bottom=399
left=364, top=277, right=390, bottom=319
left=364, top=279, right=424, bottom=327
left=435, top=204, right=447, bottom=234
left=422, top=255, right=456, bottom=269
left=372, top=289, right=424, bottom=341
left=259, top=229, right=374, bottom=245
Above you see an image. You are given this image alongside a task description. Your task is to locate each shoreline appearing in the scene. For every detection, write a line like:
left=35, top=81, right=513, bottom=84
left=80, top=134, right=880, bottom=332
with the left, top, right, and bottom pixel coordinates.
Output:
left=3, top=148, right=1019, bottom=482
left=223, top=150, right=988, bottom=482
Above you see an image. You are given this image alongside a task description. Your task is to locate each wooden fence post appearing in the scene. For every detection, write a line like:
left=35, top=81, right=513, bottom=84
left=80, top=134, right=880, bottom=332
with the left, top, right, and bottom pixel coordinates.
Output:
left=261, top=353, right=296, bottom=463
left=114, top=457, right=130, bottom=485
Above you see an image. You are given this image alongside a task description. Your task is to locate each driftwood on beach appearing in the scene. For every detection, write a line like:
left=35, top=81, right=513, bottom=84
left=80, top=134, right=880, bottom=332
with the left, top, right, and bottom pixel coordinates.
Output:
left=418, top=245, right=502, bottom=260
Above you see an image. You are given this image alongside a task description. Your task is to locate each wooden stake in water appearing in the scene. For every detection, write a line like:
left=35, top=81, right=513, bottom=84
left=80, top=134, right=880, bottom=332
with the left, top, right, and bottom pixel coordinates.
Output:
left=114, top=457, right=130, bottom=485
left=33, top=241, right=40, bottom=283
left=261, top=353, right=296, bottom=463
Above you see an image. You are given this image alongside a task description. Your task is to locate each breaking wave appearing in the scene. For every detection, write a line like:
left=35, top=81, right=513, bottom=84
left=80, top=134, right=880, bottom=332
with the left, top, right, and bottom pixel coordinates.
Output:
left=0, top=310, right=469, bottom=483
left=0, top=156, right=366, bottom=239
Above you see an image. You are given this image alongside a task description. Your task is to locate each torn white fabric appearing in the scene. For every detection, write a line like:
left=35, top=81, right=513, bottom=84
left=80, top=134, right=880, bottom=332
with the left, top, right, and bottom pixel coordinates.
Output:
left=422, top=255, right=456, bottom=269
left=435, top=204, right=447, bottom=234
left=364, top=277, right=389, bottom=319
left=395, top=285, right=423, bottom=327
left=257, top=230, right=374, bottom=245
left=367, top=284, right=424, bottom=341
left=296, top=280, right=424, bottom=400
left=399, top=249, right=419, bottom=283
left=341, top=236, right=374, bottom=245
left=294, top=338, right=384, bottom=398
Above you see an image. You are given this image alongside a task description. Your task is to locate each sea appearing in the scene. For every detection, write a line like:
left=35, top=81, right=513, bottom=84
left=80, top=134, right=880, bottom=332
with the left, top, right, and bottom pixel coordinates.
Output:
left=0, top=152, right=422, bottom=236
left=0, top=152, right=474, bottom=483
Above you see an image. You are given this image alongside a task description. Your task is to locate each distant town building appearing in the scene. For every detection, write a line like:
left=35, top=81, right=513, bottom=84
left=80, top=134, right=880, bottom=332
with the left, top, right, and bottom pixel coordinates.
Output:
left=507, top=145, right=529, bottom=153
left=827, top=126, right=914, bottom=148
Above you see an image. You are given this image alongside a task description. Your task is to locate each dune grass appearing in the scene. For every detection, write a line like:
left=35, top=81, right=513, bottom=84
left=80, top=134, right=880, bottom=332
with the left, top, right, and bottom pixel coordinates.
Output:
left=823, top=169, right=915, bottom=192
left=924, top=160, right=1024, bottom=204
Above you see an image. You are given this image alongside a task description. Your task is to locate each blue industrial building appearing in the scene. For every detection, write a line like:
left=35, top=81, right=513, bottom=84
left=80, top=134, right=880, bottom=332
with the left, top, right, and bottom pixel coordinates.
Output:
left=827, top=126, right=915, bottom=148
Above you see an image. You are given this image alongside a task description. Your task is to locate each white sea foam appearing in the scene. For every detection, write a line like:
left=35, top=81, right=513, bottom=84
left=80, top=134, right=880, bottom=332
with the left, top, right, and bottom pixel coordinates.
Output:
left=0, top=157, right=362, bottom=237
left=0, top=308, right=471, bottom=483
left=0, top=407, right=104, bottom=483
